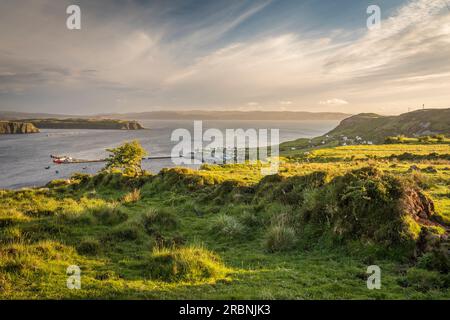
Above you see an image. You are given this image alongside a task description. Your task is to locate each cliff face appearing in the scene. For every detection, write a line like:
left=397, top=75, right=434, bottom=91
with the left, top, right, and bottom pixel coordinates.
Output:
left=0, top=121, right=40, bottom=134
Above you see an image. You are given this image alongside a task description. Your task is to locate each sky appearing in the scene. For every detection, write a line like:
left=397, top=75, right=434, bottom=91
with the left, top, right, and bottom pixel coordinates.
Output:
left=0, top=0, right=449, bottom=115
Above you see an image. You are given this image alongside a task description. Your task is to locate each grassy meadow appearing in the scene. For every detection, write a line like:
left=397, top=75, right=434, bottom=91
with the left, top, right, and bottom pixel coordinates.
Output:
left=0, top=143, right=449, bottom=299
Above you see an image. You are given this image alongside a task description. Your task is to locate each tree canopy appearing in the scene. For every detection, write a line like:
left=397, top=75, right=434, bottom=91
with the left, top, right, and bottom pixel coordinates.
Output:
left=104, top=140, right=148, bottom=176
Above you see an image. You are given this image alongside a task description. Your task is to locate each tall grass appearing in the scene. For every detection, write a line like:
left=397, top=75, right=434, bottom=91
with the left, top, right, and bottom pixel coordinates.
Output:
left=145, top=245, right=229, bottom=282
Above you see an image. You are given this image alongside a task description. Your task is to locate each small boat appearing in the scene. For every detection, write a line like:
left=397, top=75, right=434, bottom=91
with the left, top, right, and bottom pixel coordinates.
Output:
left=50, top=154, right=105, bottom=164
left=45, top=166, right=51, bottom=170
left=53, top=157, right=73, bottom=164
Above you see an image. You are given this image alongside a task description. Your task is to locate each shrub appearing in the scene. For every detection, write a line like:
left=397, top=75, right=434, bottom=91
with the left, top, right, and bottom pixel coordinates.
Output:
left=302, top=187, right=321, bottom=212
left=210, top=214, right=245, bottom=239
left=321, top=167, right=435, bottom=246
left=145, top=246, right=229, bottom=282
left=70, top=173, right=91, bottom=185
left=398, top=268, right=448, bottom=292
left=264, top=225, right=296, bottom=252
left=417, top=250, right=449, bottom=273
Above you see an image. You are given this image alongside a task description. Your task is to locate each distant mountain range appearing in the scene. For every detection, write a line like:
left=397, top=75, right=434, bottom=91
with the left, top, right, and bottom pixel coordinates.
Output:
left=0, top=110, right=351, bottom=121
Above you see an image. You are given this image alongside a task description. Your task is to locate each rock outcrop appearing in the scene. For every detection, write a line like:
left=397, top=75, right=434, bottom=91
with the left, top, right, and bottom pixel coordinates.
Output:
left=118, top=121, right=144, bottom=130
left=26, top=119, right=145, bottom=130
left=0, top=121, right=40, bottom=134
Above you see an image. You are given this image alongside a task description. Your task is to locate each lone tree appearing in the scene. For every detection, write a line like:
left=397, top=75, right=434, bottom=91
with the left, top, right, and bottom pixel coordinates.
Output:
left=104, top=140, right=148, bottom=176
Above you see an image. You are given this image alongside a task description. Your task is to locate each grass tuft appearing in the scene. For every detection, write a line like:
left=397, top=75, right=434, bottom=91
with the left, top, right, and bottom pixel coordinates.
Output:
left=144, top=245, right=229, bottom=282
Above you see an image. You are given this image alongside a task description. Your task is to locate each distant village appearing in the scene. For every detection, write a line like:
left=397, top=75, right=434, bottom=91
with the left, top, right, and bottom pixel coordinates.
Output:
left=290, top=135, right=374, bottom=151
left=335, top=135, right=374, bottom=146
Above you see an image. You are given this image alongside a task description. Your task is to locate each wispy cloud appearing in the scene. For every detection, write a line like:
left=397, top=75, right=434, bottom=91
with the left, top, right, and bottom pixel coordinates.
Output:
left=319, top=99, right=349, bottom=106
left=0, top=0, right=449, bottom=114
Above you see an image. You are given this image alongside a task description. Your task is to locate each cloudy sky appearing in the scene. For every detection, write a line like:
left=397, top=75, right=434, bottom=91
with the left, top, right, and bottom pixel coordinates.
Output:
left=0, top=0, right=449, bottom=115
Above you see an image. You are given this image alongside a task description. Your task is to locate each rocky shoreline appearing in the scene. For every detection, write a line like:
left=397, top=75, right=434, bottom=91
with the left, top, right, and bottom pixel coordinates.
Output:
left=0, top=121, right=40, bottom=134
left=27, top=119, right=145, bottom=130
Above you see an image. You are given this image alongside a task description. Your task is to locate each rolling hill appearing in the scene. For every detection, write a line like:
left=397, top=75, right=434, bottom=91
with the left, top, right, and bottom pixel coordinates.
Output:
left=280, top=108, right=450, bottom=153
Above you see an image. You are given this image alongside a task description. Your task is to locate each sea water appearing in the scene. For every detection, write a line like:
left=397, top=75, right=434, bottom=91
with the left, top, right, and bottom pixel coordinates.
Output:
left=0, top=120, right=339, bottom=189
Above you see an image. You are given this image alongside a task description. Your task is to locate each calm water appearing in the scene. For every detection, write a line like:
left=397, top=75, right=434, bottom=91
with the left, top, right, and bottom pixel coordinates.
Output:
left=0, top=120, right=338, bottom=189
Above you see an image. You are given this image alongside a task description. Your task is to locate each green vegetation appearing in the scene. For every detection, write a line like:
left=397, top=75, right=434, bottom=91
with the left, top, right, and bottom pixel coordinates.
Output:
left=1, top=138, right=449, bottom=299
left=145, top=246, right=229, bottom=282
left=104, top=140, right=148, bottom=176
left=280, top=109, right=450, bottom=152
left=0, top=121, right=40, bottom=134
left=23, top=118, right=144, bottom=130
left=325, top=109, right=450, bottom=143
left=282, top=144, right=450, bottom=161
left=385, top=135, right=450, bottom=145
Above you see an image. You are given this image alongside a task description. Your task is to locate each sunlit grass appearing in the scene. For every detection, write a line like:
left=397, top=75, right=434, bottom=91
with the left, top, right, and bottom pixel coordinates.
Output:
left=1, top=143, right=449, bottom=299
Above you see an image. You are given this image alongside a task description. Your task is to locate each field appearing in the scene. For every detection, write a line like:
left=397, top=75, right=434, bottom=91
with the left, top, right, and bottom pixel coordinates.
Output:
left=0, top=143, right=449, bottom=299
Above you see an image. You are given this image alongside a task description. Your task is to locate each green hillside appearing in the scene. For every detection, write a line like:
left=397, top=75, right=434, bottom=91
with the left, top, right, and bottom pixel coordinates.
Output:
left=281, top=108, right=450, bottom=153
left=1, top=142, right=449, bottom=299
left=328, top=109, right=450, bottom=142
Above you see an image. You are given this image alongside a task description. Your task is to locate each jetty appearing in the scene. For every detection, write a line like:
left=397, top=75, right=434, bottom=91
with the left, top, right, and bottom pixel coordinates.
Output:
left=50, top=148, right=256, bottom=165
left=50, top=154, right=177, bottom=164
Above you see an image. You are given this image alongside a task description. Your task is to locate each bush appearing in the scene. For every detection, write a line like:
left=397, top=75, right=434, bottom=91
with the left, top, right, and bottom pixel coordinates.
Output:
left=398, top=268, right=448, bottom=292
left=417, top=250, right=449, bottom=273
left=145, top=246, right=229, bottom=282
left=302, top=187, right=321, bottom=212
left=210, top=214, right=245, bottom=239
left=312, top=167, right=436, bottom=246
left=264, top=225, right=296, bottom=252
left=70, top=173, right=91, bottom=185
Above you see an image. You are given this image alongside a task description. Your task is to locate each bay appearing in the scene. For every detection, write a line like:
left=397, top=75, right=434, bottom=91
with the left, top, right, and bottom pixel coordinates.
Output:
left=0, top=120, right=338, bottom=189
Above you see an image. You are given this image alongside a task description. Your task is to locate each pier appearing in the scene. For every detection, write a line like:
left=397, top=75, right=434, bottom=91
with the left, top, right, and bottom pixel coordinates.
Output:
left=50, top=154, right=177, bottom=164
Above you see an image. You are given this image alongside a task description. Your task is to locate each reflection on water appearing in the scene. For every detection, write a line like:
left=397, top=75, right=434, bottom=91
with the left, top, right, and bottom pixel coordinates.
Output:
left=0, top=120, right=338, bottom=189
